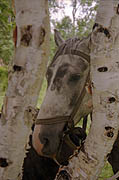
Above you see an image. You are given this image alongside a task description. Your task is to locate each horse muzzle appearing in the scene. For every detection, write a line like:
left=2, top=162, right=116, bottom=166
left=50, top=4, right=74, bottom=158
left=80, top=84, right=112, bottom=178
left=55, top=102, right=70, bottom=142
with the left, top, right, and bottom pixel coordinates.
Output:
left=32, top=124, right=62, bottom=157
left=32, top=125, right=44, bottom=156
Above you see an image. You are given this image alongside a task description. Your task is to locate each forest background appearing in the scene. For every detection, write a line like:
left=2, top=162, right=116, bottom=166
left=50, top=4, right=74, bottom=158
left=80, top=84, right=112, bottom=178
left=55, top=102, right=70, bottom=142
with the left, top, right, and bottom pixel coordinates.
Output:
left=0, top=0, right=114, bottom=178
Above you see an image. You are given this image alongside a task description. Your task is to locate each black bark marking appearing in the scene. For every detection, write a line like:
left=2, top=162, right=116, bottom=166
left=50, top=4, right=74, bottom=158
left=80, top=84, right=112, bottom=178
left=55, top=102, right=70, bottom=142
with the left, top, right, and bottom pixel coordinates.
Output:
left=39, top=26, right=46, bottom=46
left=97, top=27, right=110, bottom=38
left=13, top=65, right=22, bottom=71
left=105, top=127, right=114, bottom=138
left=69, top=93, right=78, bottom=107
left=108, top=97, right=116, bottom=103
left=117, top=4, right=119, bottom=14
left=105, top=126, right=114, bottom=131
left=21, top=25, right=32, bottom=46
left=116, top=62, right=119, bottom=68
left=93, top=23, right=99, bottom=30
left=28, top=108, right=32, bottom=112
left=107, top=132, right=114, bottom=138
left=97, top=67, right=108, bottom=72
left=104, top=29, right=110, bottom=38
left=0, top=158, right=9, bottom=167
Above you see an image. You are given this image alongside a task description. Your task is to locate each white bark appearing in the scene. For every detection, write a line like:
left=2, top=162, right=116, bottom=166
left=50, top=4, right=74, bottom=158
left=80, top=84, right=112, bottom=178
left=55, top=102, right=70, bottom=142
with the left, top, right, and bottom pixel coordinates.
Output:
left=0, top=0, right=50, bottom=180
left=55, top=0, right=119, bottom=179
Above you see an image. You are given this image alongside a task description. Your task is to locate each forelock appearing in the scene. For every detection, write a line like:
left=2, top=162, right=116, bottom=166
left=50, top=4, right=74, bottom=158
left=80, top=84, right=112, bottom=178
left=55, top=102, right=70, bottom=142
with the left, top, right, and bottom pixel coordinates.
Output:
left=49, top=37, right=81, bottom=67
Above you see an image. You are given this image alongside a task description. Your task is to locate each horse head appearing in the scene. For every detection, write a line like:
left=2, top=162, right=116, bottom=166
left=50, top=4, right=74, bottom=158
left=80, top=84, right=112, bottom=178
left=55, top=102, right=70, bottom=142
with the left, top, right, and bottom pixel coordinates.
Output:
left=32, top=30, right=92, bottom=161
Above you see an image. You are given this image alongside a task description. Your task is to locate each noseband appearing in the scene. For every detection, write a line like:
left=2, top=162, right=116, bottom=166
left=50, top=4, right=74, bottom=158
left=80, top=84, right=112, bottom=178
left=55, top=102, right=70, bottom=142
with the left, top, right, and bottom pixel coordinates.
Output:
left=35, top=50, right=90, bottom=129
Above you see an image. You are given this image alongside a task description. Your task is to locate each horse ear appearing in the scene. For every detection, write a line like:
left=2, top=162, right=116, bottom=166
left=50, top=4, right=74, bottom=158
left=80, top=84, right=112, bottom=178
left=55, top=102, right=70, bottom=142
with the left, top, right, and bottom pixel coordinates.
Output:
left=54, top=29, right=65, bottom=47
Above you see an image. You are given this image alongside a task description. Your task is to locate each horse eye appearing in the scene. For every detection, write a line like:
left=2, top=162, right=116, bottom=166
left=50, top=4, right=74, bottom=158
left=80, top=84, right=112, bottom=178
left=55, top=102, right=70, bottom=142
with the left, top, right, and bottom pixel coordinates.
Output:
left=69, top=74, right=81, bottom=82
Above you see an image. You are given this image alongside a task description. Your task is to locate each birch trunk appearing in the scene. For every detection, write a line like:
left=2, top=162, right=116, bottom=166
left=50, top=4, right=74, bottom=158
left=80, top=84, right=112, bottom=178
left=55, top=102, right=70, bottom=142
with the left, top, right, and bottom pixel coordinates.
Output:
left=0, top=0, right=50, bottom=180
left=56, top=0, right=119, bottom=179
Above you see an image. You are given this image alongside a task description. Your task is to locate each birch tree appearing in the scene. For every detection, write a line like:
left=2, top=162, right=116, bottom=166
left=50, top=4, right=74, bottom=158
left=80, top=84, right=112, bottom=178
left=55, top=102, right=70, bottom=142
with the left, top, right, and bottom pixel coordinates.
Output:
left=0, top=0, right=50, bottom=179
left=56, top=0, right=119, bottom=179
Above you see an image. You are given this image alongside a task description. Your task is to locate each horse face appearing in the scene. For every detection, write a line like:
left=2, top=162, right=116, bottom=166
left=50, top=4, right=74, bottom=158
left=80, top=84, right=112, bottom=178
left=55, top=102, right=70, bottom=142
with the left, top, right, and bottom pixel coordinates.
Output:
left=32, top=53, right=90, bottom=157
left=32, top=30, right=91, bottom=158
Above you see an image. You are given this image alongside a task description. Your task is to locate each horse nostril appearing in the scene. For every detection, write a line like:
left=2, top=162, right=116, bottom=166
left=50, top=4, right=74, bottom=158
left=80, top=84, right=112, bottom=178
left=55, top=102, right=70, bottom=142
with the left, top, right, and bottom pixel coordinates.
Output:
left=38, top=133, right=49, bottom=146
left=38, top=132, right=59, bottom=156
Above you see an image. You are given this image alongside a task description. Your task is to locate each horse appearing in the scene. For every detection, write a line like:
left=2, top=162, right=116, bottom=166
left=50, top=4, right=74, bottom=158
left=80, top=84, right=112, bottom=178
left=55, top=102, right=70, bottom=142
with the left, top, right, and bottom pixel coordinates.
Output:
left=31, top=30, right=119, bottom=178
left=32, top=30, right=92, bottom=158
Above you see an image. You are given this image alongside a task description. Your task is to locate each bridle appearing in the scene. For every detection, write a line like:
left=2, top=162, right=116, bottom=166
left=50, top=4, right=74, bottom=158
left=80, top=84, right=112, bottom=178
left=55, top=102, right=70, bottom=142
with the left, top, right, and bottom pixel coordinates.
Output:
left=35, top=49, right=90, bottom=129
left=35, top=48, right=90, bottom=165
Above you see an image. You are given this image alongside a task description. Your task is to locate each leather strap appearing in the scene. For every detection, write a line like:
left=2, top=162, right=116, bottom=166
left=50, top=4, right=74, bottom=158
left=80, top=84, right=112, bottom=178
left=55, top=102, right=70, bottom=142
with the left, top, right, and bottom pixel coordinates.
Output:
left=35, top=116, right=70, bottom=125
left=71, top=49, right=90, bottom=62
left=68, top=70, right=90, bottom=128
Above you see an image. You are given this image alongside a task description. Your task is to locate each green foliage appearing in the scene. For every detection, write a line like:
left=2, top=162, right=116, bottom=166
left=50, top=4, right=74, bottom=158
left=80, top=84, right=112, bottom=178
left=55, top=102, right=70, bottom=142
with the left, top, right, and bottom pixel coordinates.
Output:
left=76, top=0, right=98, bottom=37
left=49, top=0, right=61, bottom=11
left=0, top=66, right=8, bottom=92
left=0, top=66, right=8, bottom=110
left=0, top=0, right=15, bottom=64
left=99, top=162, right=113, bottom=179
left=80, top=0, right=98, bottom=6
left=0, top=93, right=4, bottom=110
left=53, top=16, right=74, bottom=39
left=52, top=0, right=98, bottom=39
left=37, top=78, right=47, bottom=108
left=50, top=33, right=57, bottom=61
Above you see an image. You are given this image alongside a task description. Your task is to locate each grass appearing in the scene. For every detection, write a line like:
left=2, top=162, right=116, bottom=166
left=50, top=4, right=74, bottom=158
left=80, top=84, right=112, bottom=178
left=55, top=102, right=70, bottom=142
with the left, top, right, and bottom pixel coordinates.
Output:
left=37, top=78, right=47, bottom=108
left=99, top=162, right=113, bottom=179
left=0, top=93, right=5, bottom=109
left=0, top=66, right=8, bottom=92
left=0, top=79, right=115, bottom=179
left=0, top=66, right=8, bottom=110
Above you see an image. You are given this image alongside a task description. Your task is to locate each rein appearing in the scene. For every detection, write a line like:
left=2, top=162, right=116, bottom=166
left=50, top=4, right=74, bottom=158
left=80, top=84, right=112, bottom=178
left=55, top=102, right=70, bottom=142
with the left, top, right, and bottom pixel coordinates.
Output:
left=35, top=50, right=90, bottom=128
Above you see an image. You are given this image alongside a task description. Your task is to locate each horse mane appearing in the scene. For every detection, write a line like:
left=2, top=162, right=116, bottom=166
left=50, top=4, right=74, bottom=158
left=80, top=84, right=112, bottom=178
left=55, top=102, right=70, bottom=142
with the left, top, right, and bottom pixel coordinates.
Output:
left=50, top=35, right=90, bottom=68
left=50, top=37, right=81, bottom=66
